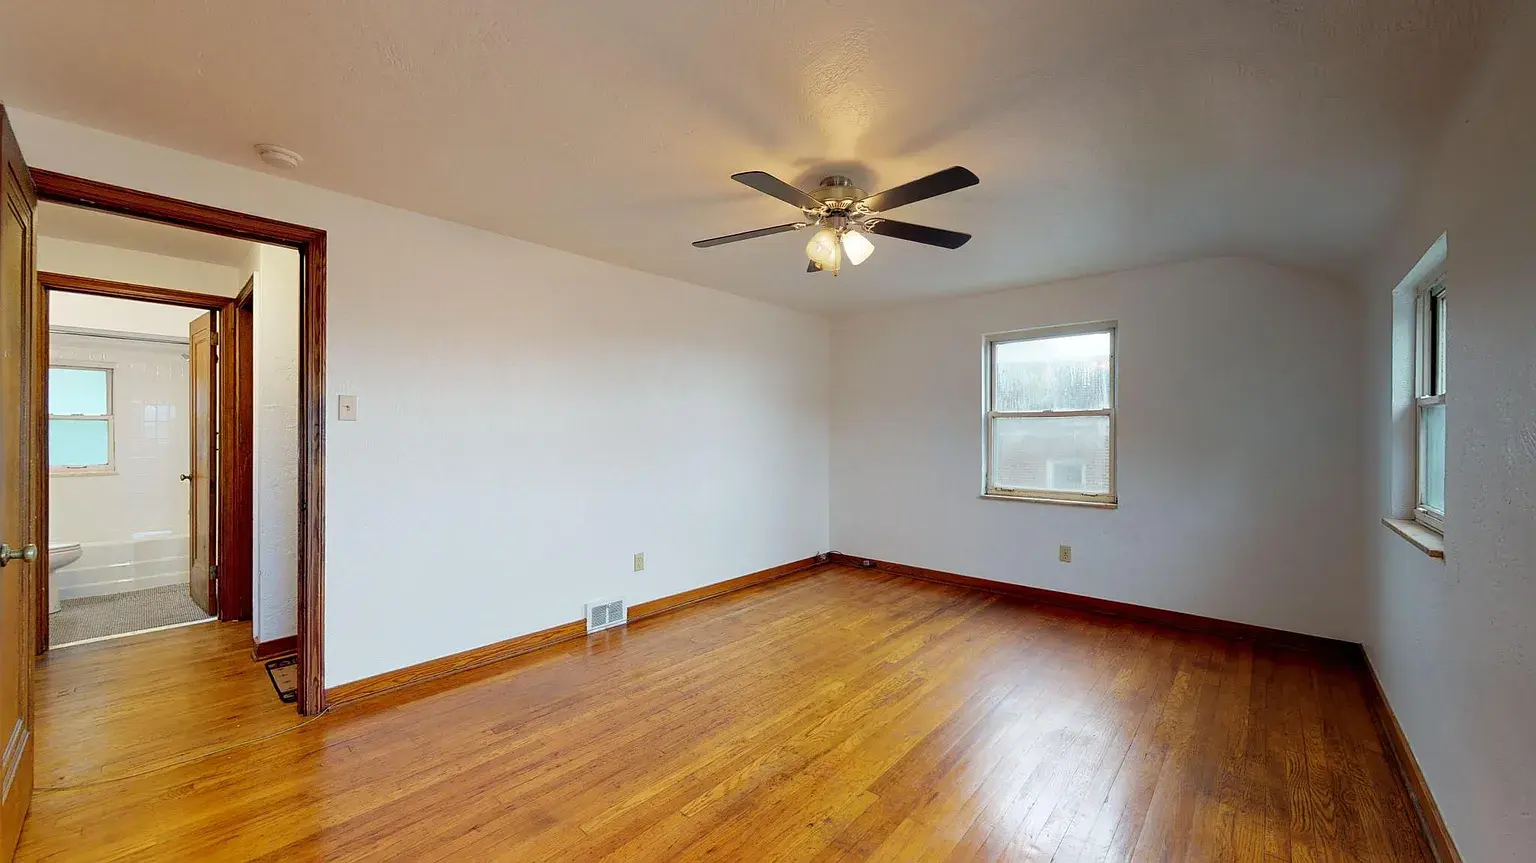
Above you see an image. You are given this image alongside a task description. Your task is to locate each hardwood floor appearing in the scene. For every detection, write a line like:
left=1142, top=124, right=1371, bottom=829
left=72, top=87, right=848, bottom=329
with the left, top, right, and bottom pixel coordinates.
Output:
left=18, top=565, right=1430, bottom=861
left=33, top=620, right=303, bottom=789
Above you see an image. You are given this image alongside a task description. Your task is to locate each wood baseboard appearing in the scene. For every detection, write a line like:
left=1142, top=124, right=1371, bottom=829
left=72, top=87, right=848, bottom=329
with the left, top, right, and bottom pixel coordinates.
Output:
left=826, top=552, right=1356, bottom=657
left=1358, top=652, right=1463, bottom=863
left=326, top=619, right=591, bottom=707
left=251, top=635, right=298, bottom=661
left=324, top=555, right=824, bottom=708
left=627, top=556, right=821, bottom=620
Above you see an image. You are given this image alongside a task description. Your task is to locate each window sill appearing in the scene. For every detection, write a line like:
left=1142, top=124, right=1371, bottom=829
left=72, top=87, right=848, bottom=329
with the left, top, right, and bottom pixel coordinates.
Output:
left=1382, top=518, right=1445, bottom=560
left=980, top=494, right=1118, bottom=510
left=50, top=469, right=117, bottom=478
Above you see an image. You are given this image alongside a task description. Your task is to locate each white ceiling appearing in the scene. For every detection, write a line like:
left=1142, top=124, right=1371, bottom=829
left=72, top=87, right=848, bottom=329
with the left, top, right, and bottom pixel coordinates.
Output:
left=37, top=202, right=255, bottom=269
left=0, top=1, right=1496, bottom=312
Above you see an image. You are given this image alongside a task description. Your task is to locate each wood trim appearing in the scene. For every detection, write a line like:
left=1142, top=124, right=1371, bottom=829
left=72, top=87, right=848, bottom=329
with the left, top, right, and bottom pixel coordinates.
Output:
left=217, top=281, right=255, bottom=622
left=39, top=271, right=227, bottom=310
left=326, top=620, right=590, bottom=707
left=297, top=233, right=326, bottom=715
left=33, top=171, right=327, bottom=716
left=31, top=169, right=320, bottom=246
left=1358, top=651, right=1463, bottom=863
left=250, top=635, right=298, bottom=661
left=826, top=552, right=1357, bottom=657
left=326, top=556, right=824, bottom=708
left=627, top=555, right=821, bottom=620
left=29, top=259, right=48, bottom=656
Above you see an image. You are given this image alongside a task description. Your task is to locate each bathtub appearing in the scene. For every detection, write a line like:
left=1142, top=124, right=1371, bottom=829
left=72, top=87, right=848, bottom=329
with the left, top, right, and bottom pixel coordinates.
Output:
left=51, top=531, right=191, bottom=601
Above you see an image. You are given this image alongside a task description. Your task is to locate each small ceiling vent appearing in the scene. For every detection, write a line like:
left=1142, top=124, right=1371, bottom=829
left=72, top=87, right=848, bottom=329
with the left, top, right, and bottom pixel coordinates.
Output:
left=585, top=598, right=627, bottom=634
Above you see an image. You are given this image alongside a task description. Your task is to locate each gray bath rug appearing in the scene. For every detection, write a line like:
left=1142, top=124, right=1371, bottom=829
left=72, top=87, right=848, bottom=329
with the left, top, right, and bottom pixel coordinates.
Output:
left=49, top=584, right=213, bottom=647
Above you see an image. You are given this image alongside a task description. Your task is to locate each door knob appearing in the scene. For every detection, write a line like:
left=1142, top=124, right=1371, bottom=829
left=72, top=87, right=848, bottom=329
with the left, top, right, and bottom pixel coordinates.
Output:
left=180, top=473, right=192, bottom=481
left=0, top=543, right=37, bottom=567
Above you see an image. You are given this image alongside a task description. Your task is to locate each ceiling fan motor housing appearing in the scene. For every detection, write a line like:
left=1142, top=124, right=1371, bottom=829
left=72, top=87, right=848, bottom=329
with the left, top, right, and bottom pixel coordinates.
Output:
left=809, top=176, right=865, bottom=210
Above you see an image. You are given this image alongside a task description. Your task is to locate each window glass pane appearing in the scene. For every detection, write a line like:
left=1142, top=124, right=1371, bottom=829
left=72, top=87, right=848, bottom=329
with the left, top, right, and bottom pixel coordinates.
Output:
left=1422, top=402, right=1446, bottom=513
left=990, top=416, right=1111, bottom=494
left=50, top=418, right=111, bottom=468
left=1434, top=293, right=1447, bottom=395
left=993, top=332, right=1112, bottom=412
left=50, top=367, right=110, bottom=415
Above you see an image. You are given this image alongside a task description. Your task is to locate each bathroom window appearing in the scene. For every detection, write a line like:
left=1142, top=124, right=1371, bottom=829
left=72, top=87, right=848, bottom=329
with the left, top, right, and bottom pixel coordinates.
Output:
left=1414, top=276, right=1447, bottom=533
left=984, top=322, right=1117, bottom=506
left=49, top=365, right=115, bottom=475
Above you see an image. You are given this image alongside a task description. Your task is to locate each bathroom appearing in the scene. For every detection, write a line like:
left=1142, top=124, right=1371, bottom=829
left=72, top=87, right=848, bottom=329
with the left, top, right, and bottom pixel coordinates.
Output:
left=47, top=294, right=212, bottom=645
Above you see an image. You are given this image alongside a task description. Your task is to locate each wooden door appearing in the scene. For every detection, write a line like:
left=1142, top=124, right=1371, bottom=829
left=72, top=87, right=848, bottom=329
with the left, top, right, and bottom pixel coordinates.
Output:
left=188, top=312, right=217, bottom=616
left=0, top=105, right=38, bottom=863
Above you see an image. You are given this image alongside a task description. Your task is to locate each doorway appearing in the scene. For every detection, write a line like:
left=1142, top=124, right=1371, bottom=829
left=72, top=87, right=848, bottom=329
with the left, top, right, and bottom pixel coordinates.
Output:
left=39, top=274, right=247, bottom=648
left=2, top=105, right=328, bottom=859
left=27, top=209, right=316, bottom=789
left=27, top=171, right=327, bottom=714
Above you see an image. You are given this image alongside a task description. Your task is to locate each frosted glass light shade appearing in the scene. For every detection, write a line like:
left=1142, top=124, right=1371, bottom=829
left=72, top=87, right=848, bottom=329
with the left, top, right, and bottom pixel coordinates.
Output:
left=841, top=229, right=874, bottom=265
left=805, top=228, right=841, bottom=269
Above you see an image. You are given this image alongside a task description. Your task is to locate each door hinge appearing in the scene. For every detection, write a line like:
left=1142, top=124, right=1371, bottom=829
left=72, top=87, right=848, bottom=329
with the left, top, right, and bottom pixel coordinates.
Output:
left=211, top=564, right=219, bottom=582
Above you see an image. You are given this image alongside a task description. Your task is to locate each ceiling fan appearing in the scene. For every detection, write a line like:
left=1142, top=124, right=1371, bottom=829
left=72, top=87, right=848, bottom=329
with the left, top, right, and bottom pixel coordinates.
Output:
left=692, top=166, right=979, bottom=275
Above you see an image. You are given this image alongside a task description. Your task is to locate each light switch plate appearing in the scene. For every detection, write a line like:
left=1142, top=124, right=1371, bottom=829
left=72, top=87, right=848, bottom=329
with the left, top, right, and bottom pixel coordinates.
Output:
left=338, top=395, right=358, bottom=421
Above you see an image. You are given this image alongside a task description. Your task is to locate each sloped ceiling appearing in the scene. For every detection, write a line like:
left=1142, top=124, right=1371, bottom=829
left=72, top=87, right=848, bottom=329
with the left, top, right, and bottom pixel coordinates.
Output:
left=0, top=0, right=1497, bottom=311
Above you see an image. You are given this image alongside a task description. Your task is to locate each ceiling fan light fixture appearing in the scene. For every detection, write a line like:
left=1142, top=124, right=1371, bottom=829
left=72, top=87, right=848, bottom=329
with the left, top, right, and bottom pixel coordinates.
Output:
left=841, top=229, right=874, bottom=265
left=805, top=227, right=842, bottom=270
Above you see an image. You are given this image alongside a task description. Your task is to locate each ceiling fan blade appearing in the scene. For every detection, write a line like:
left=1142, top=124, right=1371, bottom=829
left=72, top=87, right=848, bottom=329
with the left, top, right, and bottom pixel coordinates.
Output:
left=731, top=171, right=821, bottom=210
left=860, top=166, right=979, bottom=213
left=807, top=261, right=822, bottom=273
left=865, top=219, right=972, bottom=249
left=692, top=223, right=804, bottom=248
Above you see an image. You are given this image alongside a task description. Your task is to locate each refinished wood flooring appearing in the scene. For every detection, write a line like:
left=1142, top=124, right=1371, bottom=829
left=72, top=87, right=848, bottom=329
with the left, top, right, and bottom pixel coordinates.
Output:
left=34, top=620, right=303, bottom=789
left=18, top=565, right=1431, bottom=861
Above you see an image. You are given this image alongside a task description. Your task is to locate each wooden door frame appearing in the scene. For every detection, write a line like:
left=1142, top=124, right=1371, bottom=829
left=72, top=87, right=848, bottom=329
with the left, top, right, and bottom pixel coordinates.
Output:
left=29, top=172, right=326, bottom=716
left=226, top=278, right=255, bottom=633
left=38, top=273, right=253, bottom=636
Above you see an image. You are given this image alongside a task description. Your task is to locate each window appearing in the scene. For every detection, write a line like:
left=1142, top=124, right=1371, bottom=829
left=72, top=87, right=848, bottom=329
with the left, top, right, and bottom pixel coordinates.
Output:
left=49, top=365, right=115, bottom=474
left=984, top=323, right=1116, bottom=505
left=1414, top=277, right=1447, bottom=532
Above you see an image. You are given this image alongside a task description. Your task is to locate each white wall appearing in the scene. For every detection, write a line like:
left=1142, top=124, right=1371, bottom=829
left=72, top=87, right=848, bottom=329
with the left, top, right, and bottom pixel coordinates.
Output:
left=47, top=326, right=194, bottom=599
left=1356, top=4, right=1536, bottom=858
left=47, top=291, right=207, bottom=339
left=248, top=244, right=301, bottom=643
left=831, top=257, right=1363, bottom=640
left=38, top=236, right=243, bottom=296
left=8, top=110, right=832, bottom=687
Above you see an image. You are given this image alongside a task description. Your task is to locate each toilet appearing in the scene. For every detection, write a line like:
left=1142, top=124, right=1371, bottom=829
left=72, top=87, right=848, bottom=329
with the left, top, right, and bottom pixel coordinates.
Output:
left=47, top=542, right=82, bottom=614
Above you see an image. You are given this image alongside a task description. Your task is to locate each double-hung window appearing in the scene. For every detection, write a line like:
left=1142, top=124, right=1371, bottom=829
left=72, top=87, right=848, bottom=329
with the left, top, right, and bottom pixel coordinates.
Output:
left=1414, top=277, right=1447, bottom=532
left=49, top=365, right=115, bottom=475
left=984, top=322, right=1116, bottom=505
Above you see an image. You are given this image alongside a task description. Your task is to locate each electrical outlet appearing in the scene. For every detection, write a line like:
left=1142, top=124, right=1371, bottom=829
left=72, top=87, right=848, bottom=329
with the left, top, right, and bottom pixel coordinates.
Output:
left=1058, top=545, right=1072, bottom=563
left=633, top=552, right=645, bottom=572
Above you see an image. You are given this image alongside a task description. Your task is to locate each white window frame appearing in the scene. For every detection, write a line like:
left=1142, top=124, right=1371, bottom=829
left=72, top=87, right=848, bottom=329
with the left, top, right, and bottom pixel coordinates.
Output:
left=48, top=362, right=117, bottom=476
left=1413, top=275, right=1447, bottom=533
left=982, top=321, right=1117, bottom=506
